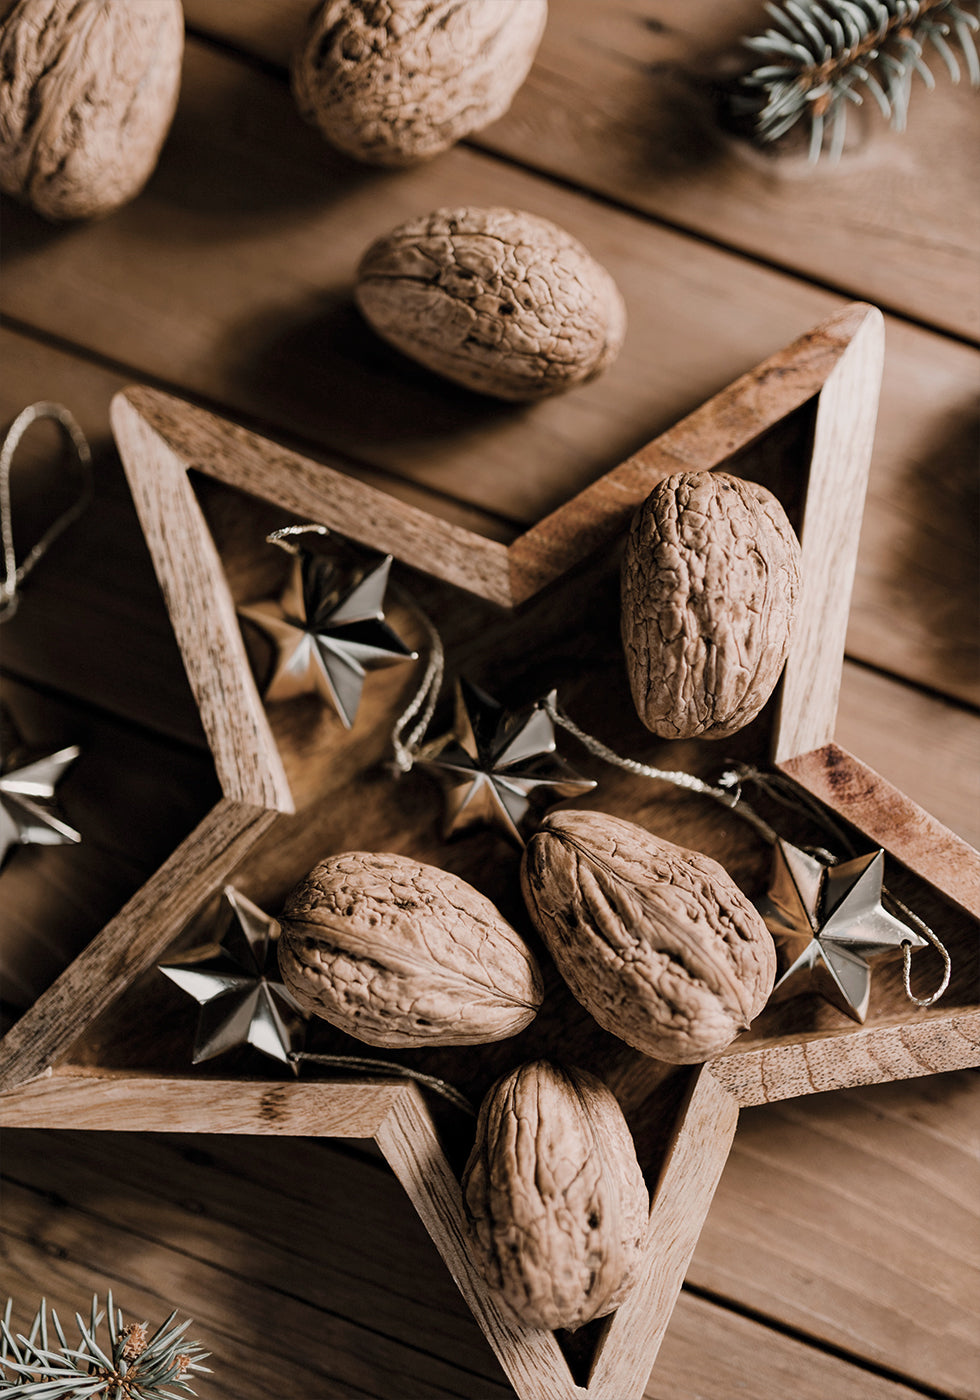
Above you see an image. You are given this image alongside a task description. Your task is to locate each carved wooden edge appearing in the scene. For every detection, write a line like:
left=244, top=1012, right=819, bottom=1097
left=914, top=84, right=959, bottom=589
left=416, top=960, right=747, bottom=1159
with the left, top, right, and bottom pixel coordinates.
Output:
left=508, top=302, right=882, bottom=605
left=770, top=308, right=884, bottom=761
left=111, top=393, right=295, bottom=813
left=0, top=799, right=278, bottom=1095
left=778, top=742, right=980, bottom=918
left=109, top=304, right=882, bottom=824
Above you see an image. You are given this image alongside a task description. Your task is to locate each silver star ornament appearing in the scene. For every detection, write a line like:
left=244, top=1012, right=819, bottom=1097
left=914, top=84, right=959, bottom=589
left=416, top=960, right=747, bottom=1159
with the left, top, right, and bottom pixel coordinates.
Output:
left=758, top=839, right=927, bottom=1023
left=0, top=711, right=81, bottom=868
left=239, top=548, right=417, bottom=728
left=160, top=885, right=307, bottom=1067
left=418, top=680, right=596, bottom=846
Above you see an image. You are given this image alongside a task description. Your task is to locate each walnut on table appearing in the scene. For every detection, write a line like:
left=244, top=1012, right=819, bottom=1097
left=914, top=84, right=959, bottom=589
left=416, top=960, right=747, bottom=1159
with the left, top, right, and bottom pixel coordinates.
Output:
left=521, top=810, right=776, bottom=1064
left=0, top=0, right=183, bottom=220
left=278, top=851, right=544, bottom=1048
left=356, top=205, right=627, bottom=400
left=292, top=0, right=548, bottom=166
left=463, top=1060, right=648, bottom=1331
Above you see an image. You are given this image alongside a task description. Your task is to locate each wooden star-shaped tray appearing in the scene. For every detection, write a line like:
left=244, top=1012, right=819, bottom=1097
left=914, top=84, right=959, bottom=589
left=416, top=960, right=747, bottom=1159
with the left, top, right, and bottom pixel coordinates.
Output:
left=1, top=303, right=976, bottom=1400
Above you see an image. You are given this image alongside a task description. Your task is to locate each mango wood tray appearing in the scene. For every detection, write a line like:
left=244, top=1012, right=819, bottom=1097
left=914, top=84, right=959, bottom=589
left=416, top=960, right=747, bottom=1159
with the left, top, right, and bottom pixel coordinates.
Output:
left=1, top=303, right=977, bottom=1400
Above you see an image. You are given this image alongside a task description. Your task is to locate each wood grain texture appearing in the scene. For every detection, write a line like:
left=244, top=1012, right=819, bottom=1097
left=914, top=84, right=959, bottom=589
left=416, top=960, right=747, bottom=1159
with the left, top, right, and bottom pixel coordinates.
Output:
left=780, top=743, right=980, bottom=918
left=771, top=308, right=884, bottom=761
left=1, top=39, right=976, bottom=708
left=111, top=394, right=294, bottom=812
left=0, top=1126, right=935, bottom=1400
left=183, top=0, right=980, bottom=341
left=0, top=800, right=274, bottom=1093
left=691, top=1072, right=980, bottom=1400
left=587, top=1069, right=739, bottom=1399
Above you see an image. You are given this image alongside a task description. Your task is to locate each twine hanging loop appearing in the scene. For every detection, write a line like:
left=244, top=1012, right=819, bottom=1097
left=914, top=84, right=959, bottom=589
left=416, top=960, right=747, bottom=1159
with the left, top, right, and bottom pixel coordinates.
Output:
left=0, top=402, right=94, bottom=622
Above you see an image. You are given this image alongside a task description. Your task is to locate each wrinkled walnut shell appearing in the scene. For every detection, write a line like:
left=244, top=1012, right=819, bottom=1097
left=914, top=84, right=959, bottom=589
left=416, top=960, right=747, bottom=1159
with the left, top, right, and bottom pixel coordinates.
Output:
left=0, top=0, right=183, bottom=220
left=278, top=851, right=543, bottom=1048
left=521, top=811, right=776, bottom=1063
left=355, top=205, right=627, bottom=400
left=463, top=1060, right=648, bottom=1331
left=622, top=471, right=802, bottom=739
left=292, top=0, right=547, bottom=167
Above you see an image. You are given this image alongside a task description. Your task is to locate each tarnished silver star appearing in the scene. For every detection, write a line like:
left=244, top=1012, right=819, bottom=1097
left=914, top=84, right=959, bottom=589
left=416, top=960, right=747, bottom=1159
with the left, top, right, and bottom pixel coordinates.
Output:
left=418, top=680, right=596, bottom=846
left=758, top=839, right=927, bottom=1023
left=0, top=711, right=80, bottom=868
left=160, top=885, right=307, bottom=1067
left=239, top=549, right=416, bottom=728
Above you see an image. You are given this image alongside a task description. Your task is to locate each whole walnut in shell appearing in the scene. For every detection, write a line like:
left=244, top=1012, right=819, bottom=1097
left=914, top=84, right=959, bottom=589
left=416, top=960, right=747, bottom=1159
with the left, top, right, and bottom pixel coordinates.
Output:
left=293, top=0, right=547, bottom=167
left=0, top=0, right=183, bottom=221
left=521, top=811, right=776, bottom=1063
left=278, top=851, right=543, bottom=1048
left=622, top=471, right=802, bottom=740
left=355, top=206, right=627, bottom=400
left=463, top=1060, right=648, bottom=1331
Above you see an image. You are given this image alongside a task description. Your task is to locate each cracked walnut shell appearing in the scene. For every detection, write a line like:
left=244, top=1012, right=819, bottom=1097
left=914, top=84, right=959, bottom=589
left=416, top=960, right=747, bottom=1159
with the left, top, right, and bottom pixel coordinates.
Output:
left=292, top=0, right=547, bottom=166
left=355, top=205, right=627, bottom=400
left=463, top=1060, right=648, bottom=1332
left=0, top=0, right=183, bottom=220
left=622, top=471, right=802, bottom=739
left=521, top=811, right=776, bottom=1064
left=278, top=851, right=543, bottom=1048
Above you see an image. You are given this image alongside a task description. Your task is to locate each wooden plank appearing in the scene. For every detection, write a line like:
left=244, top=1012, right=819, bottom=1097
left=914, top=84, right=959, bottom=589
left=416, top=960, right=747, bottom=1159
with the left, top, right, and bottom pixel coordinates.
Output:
left=691, top=1071, right=980, bottom=1400
left=1, top=41, right=977, bottom=707
left=0, top=1175, right=490, bottom=1400
left=183, top=0, right=980, bottom=341
left=1, top=1125, right=938, bottom=1400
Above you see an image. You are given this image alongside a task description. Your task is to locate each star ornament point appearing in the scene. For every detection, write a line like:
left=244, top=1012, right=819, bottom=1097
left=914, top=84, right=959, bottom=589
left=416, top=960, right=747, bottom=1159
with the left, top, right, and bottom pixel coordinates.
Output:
left=0, top=717, right=81, bottom=869
left=759, top=840, right=927, bottom=1023
left=418, top=680, right=596, bottom=846
left=160, top=885, right=307, bottom=1068
left=239, top=549, right=417, bottom=728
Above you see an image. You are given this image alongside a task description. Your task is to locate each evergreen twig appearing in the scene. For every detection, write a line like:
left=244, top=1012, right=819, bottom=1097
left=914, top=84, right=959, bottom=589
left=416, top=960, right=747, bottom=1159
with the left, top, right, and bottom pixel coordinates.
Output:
left=731, top=0, right=980, bottom=160
left=0, top=1296, right=211, bottom=1398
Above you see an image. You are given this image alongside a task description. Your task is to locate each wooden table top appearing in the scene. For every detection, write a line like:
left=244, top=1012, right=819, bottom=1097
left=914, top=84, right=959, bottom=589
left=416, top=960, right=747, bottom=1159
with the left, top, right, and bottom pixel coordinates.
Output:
left=1, top=4, right=977, bottom=1398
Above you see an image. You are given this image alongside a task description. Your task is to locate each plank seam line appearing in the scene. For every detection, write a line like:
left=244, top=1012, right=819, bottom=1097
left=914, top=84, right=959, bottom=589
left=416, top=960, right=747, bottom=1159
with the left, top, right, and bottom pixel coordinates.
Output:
left=681, top=1281, right=959, bottom=1400
left=0, top=1169, right=510, bottom=1395
left=0, top=315, right=525, bottom=538
left=841, top=654, right=980, bottom=720
left=182, top=26, right=980, bottom=355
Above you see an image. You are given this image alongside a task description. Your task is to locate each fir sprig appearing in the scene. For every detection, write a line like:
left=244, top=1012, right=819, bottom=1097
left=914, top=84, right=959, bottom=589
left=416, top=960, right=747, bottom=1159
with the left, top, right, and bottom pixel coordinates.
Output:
left=0, top=1295, right=211, bottom=1398
left=732, top=0, right=980, bottom=160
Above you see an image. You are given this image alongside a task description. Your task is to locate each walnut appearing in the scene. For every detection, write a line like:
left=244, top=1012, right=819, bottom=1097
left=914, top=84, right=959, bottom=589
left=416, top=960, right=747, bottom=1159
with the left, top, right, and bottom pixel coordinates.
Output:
left=0, top=0, right=183, bottom=221
left=292, top=0, right=547, bottom=167
left=463, top=1060, right=648, bottom=1331
left=521, top=811, right=776, bottom=1063
left=355, top=205, right=627, bottom=400
left=621, top=471, right=802, bottom=739
left=278, top=851, right=543, bottom=1047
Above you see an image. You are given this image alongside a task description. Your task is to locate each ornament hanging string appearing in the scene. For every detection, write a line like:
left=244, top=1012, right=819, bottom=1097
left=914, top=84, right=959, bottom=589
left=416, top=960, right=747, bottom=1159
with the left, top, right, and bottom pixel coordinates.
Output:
left=387, top=613, right=951, bottom=1010
left=543, top=697, right=952, bottom=1009
left=0, top=402, right=94, bottom=622
left=289, top=1052, right=475, bottom=1115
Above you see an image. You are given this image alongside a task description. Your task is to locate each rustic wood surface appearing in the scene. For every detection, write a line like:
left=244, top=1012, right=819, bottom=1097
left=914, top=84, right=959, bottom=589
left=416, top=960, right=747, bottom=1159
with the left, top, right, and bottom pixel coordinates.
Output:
left=1, top=2, right=977, bottom=1398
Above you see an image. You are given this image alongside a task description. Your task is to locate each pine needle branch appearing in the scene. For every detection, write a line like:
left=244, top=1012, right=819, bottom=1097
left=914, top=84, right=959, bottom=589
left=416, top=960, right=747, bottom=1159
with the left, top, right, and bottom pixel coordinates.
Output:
left=0, top=1297, right=211, bottom=1399
left=730, top=0, right=980, bottom=159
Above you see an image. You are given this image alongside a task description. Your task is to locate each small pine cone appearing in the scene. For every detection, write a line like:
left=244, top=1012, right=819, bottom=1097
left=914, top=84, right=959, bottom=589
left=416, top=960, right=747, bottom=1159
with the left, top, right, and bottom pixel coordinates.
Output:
left=121, top=1322, right=148, bottom=1360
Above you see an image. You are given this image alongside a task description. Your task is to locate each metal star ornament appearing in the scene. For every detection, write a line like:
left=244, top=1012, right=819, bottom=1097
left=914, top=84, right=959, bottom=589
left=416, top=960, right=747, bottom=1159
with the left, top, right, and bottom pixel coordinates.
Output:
left=758, top=839, right=928, bottom=1023
left=238, top=548, right=417, bottom=728
left=418, top=680, right=596, bottom=846
left=159, top=885, right=307, bottom=1068
left=0, top=710, right=81, bottom=869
